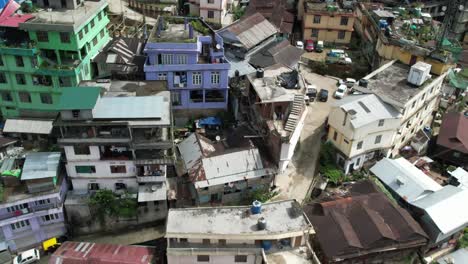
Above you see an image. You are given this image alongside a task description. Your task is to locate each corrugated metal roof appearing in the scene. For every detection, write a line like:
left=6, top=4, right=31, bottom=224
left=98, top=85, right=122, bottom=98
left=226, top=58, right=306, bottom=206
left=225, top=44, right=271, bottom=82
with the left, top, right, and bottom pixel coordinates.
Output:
left=21, top=152, right=61, bottom=180
left=3, top=119, right=53, bottom=134
left=138, top=183, right=167, bottom=202
left=336, top=94, right=400, bottom=128
left=92, top=96, right=164, bottom=120
left=177, top=133, right=204, bottom=171
left=370, top=158, right=442, bottom=203
left=437, top=248, right=468, bottom=264
left=412, top=185, right=468, bottom=235
left=58, top=87, right=101, bottom=110
left=218, top=13, right=277, bottom=50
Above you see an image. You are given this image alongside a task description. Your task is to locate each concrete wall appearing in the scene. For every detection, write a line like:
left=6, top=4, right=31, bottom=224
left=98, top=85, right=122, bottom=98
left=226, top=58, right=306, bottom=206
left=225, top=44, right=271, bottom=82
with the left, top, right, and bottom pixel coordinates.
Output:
left=71, top=177, right=138, bottom=193
left=302, top=12, right=355, bottom=44
left=279, top=107, right=308, bottom=172
left=167, top=254, right=260, bottom=264
left=64, top=145, right=101, bottom=161
left=66, top=160, right=136, bottom=178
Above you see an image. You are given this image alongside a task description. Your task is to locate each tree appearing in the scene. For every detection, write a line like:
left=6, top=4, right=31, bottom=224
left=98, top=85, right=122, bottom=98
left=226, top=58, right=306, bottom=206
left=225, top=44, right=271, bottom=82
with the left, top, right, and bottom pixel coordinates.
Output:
left=233, top=6, right=245, bottom=21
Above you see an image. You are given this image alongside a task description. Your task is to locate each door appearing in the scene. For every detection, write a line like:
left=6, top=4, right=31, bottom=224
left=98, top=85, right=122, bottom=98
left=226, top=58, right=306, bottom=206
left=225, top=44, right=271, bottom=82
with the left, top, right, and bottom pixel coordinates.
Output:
left=44, top=0, right=49, bottom=7
left=409, top=55, right=417, bottom=65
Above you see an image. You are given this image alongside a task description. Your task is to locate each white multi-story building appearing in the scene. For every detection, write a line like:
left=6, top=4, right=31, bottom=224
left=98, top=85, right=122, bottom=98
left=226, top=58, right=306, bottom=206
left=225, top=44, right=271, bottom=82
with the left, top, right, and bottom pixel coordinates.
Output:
left=356, top=60, right=449, bottom=158
left=188, top=0, right=232, bottom=24
left=327, top=94, right=401, bottom=174
left=55, top=86, right=173, bottom=233
left=166, top=200, right=315, bottom=264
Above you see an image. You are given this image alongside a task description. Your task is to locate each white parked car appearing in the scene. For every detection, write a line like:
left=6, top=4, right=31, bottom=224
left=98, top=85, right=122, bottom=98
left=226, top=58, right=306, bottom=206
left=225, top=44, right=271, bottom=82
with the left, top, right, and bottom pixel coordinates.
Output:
left=295, top=41, right=304, bottom=49
left=339, top=78, right=357, bottom=88
left=334, top=84, right=348, bottom=99
left=13, top=249, right=40, bottom=264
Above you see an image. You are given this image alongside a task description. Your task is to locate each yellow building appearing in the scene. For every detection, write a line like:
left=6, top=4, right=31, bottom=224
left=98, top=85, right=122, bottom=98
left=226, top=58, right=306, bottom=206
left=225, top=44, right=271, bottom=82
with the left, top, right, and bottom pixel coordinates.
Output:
left=302, top=1, right=355, bottom=44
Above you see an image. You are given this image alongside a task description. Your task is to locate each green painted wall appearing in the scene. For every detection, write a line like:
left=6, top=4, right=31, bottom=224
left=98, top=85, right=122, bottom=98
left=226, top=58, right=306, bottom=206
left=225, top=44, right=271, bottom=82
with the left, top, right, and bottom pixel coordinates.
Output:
left=0, top=7, right=111, bottom=118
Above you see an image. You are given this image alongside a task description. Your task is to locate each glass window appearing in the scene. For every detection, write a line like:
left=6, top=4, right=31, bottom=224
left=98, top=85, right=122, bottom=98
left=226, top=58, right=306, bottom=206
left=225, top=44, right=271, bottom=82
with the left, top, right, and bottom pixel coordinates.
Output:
left=15, top=56, right=24, bottom=67
left=235, top=255, right=248, bottom=263
left=311, top=29, right=319, bottom=38
left=115, top=183, right=126, bottom=190
left=92, top=37, right=98, bottom=46
left=211, top=72, right=220, bottom=84
left=205, top=90, right=225, bottom=102
left=16, top=74, right=26, bottom=85
left=161, top=54, right=173, bottom=64
left=338, top=30, right=346, bottom=39
left=375, top=135, right=382, bottom=144
left=378, top=119, right=385, bottom=127
left=0, top=73, right=6, bottom=83
left=0, top=56, right=3, bottom=66
left=19, top=92, right=31, bottom=103
left=178, top=55, right=187, bottom=64
left=197, top=255, right=209, bottom=262
left=40, top=93, right=53, bottom=104
left=36, top=31, right=48, bottom=42
left=1, top=91, right=12, bottom=102
left=60, top=32, right=70, bottom=43
left=158, top=73, right=167, bottom=80
left=171, top=91, right=181, bottom=106
left=76, top=166, right=96, bottom=173
left=98, top=12, right=102, bottom=21
left=74, top=146, right=90, bottom=155
left=90, top=20, right=95, bottom=28
left=110, top=165, right=126, bottom=174
left=333, top=131, right=337, bottom=141
left=208, top=0, right=214, bottom=3
left=84, top=25, right=89, bottom=34
left=88, top=183, right=100, bottom=190
left=313, top=15, right=321, bottom=23
left=208, top=10, right=214, bottom=19
left=192, top=72, right=202, bottom=85
left=78, top=30, right=83, bottom=40
left=100, top=29, right=105, bottom=39
left=357, top=141, right=363, bottom=149
left=340, top=16, right=349, bottom=25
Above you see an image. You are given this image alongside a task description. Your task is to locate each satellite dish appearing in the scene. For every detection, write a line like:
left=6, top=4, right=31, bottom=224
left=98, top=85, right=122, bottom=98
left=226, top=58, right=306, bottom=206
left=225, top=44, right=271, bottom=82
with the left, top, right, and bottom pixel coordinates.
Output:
left=216, top=44, right=221, bottom=50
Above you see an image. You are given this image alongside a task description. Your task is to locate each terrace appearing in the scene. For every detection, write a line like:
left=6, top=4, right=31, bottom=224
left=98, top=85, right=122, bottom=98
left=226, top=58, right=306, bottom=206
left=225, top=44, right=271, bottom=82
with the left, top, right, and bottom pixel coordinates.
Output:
left=304, top=0, right=353, bottom=14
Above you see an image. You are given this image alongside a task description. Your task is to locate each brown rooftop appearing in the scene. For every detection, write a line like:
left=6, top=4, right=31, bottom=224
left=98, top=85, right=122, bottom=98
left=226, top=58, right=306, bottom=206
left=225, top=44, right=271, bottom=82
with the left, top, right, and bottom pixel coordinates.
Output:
left=437, top=112, right=468, bottom=154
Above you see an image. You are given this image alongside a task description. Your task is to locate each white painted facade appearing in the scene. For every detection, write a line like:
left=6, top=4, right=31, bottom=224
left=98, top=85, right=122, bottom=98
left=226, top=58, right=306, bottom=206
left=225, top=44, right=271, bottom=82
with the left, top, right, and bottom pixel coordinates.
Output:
left=189, top=0, right=230, bottom=24
left=279, top=107, right=308, bottom=172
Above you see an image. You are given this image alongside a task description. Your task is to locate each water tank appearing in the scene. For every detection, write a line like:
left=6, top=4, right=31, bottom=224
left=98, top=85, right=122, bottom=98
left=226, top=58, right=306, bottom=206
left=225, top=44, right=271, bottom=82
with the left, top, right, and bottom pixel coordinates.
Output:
left=256, top=68, right=264, bottom=78
left=359, top=79, right=368, bottom=88
left=251, top=200, right=262, bottom=214
left=379, top=20, right=388, bottom=29
left=261, top=240, right=272, bottom=251
left=257, top=217, right=266, bottom=230
left=408, top=62, right=432, bottom=86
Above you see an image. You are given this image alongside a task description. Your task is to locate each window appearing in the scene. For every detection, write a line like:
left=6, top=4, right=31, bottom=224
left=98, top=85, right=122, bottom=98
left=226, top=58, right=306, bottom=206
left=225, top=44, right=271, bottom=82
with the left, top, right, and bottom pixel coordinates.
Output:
left=197, top=255, right=209, bottom=262
left=35, top=199, right=50, bottom=205
left=72, top=110, right=80, bottom=118
left=174, top=72, right=187, bottom=87
left=40, top=93, right=53, bottom=104
left=88, top=183, right=99, bottom=191
left=375, top=135, right=382, bottom=144
left=401, top=136, right=406, bottom=143
left=76, top=165, right=96, bottom=173
left=378, top=119, right=385, bottom=127
left=41, top=213, right=59, bottom=222
left=190, top=90, right=204, bottom=103
left=211, top=72, right=220, bottom=84
left=1, top=91, right=12, bottom=102
left=171, top=91, right=181, bottom=106
left=84, top=25, right=89, bottom=34
left=219, top=239, right=226, bottom=245
left=7, top=203, right=28, bottom=213
left=78, top=30, right=83, bottom=40
left=10, top=220, right=30, bottom=230
left=311, top=29, right=319, bottom=38
left=90, top=20, right=95, bottom=28
left=356, top=158, right=361, bottom=166
left=344, top=139, right=349, bottom=144
left=202, top=239, right=210, bottom=245
left=313, top=15, right=321, bottom=23
left=453, top=152, right=461, bottom=158
left=92, top=37, right=98, bottom=46
left=98, top=12, right=102, bottom=21
left=16, top=74, right=26, bottom=85
left=357, top=141, right=363, bottom=150
left=15, top=56, right=24, bottom=67
left=60, top=32, right=70, bottom=43
left=338, top=30, right=346, bottom=39
left=178, top=55, right=187, bottom=64
left=100, top=29, right=105, bottom=38
left=161, top=54, right=173, bottom=64
left=333, top=131, right=337, bottom=141
left=158, top=73, right=167, bottom=80
left=430, top=87, right=434, bottom=94
left=36, top=31, right=48, bottom=42
left=19, top=92, right=31, bottom=103
left=110, top=165, right=127, bottom=174
left=205, top=90, right=225, bottom=102
left=73, top=145, right=90, bottom=155
left=207, top=11, right=214, bottom=19
left=59, top=76, right=72, bottom=87
left=0, top=56, right=3, bottom=66
left=340, top=16, right=349, bottom=25
left=193, top=72, right=202, bottom=85
left=208, top=0, right=214, bottom=3
left=235, top=255, right=248, bottom=263
left=115, top=182, right=127, bottom=190
left=0, top=73, right=6, bottom=83
left=180, top=238, right=188, bottom=243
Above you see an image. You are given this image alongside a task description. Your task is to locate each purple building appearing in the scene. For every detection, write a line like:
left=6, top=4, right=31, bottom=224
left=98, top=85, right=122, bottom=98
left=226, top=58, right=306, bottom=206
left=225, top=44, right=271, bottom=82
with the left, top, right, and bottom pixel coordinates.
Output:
left=144, top=17, right=230, bottom=110
left=0, top=152, right=67, bottom=253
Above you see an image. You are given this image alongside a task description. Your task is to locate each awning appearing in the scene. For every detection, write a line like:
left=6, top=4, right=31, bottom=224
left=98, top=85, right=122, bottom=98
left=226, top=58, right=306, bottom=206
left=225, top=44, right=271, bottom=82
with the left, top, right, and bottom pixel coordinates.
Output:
left=3, top=119, right=53, bottom=135
left=138, top=183, right=167, bottom=202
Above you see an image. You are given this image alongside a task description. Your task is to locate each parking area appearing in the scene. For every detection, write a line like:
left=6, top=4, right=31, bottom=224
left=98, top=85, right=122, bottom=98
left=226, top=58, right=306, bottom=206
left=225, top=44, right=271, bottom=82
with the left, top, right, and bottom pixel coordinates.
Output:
left=272, top=65, right=339, bottom=203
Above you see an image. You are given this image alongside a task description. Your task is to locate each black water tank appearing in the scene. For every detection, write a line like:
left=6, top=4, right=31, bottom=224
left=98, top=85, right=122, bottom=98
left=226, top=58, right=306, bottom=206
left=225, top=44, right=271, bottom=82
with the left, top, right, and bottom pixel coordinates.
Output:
left=256, top=68, right=264, bottom=78
left=359, top=79, right=368, bottom=87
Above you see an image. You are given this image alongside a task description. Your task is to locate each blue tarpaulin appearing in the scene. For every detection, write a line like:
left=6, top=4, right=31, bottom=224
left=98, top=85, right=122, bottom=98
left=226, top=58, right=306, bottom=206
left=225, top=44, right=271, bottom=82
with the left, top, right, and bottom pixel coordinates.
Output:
left=198, top=117, right=222, bottom=127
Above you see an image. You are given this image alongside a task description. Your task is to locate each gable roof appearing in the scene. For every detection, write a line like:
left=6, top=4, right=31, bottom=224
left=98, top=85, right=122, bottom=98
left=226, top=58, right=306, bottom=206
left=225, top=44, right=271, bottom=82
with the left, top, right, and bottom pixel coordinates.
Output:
left=249, top=39, right=304, bottom=69
left=58, top=87, right=101, bottom=110
left=370, top=157, right=442, bottom=203
left=305, top=181, right=428, bottom=261
left=217, top=12, right=277, bottom=50
left=437, top=112, right=468, bottom=153
left=245, top=0, right=295, bottom=34
left=412, top=185, right=468, bottom=235
left=336, top=94, right=400, bottom=128
left=21, top=152, right=61, bottom=181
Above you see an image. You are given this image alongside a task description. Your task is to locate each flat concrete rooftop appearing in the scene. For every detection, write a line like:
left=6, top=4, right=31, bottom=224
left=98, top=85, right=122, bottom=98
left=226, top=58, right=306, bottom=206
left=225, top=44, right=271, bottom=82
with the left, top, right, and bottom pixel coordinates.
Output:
left=365, top=62, right=433, bottom=107
left=149, top=23, right=200, bottom=43
left=20, top=0, right=107, bottom=31
left=166, top=200, right=312, bottom=238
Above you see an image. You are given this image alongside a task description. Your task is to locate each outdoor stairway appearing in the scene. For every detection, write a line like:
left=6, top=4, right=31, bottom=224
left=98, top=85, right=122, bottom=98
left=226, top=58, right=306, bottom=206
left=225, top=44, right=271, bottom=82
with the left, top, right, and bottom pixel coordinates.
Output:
left=284, top=94, right=305, bottom=132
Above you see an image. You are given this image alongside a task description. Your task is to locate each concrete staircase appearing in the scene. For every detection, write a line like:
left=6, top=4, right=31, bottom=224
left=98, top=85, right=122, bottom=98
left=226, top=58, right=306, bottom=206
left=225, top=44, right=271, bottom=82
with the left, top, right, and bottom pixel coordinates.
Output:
left=285, top=94, right=305, bottom=132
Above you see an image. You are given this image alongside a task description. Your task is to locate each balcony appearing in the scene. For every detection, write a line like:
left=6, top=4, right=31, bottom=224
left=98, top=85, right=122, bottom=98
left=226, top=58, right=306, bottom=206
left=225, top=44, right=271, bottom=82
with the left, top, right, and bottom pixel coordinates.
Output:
left=58, top=126, right=131, bottom=145
left=0, top=203, right=58, bottom=221
left=132, top=128, right=172, bottom=149
left=136, top=164, right=166, bottom=183
left=167, top=241, right=262, bottom=255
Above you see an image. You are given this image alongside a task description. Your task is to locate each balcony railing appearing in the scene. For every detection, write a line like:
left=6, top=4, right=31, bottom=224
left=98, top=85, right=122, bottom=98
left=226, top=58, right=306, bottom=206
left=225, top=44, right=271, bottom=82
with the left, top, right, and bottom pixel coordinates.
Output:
left=0, top=203, right=58, bottom=221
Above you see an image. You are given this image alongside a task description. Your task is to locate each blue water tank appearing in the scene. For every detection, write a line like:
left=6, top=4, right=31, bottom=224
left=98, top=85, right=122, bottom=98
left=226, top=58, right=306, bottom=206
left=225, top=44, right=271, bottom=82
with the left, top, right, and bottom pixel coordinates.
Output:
left=379, top=20, right=388, bottom=29
left=251, top=200, right=262, bottom=214
left=261, top=240, right=272, bottom=251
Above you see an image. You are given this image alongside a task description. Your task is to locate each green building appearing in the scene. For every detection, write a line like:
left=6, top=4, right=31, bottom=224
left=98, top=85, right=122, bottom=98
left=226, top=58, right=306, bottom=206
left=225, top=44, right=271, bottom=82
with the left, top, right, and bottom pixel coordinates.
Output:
left=0, top=0, right=111, bottom=118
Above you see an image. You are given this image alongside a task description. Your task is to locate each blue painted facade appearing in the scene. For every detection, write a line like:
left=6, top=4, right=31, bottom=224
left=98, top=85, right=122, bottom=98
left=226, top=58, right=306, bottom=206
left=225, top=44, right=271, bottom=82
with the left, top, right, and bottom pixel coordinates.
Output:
left=144, top=19, right=230, bottom=110
left=0, top=176, right=68, bottom=252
